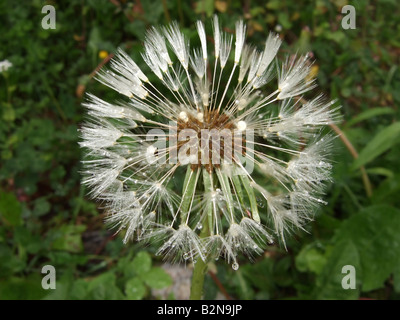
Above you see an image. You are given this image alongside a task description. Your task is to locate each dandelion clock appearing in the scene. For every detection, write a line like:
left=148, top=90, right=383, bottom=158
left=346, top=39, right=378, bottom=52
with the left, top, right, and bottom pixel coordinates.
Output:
left=79, top=16, right=339, bottom=298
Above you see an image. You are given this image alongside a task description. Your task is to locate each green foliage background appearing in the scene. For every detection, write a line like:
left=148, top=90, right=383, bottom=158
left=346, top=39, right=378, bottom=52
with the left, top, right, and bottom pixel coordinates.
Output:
left=0, top=0, right=399, bottom=300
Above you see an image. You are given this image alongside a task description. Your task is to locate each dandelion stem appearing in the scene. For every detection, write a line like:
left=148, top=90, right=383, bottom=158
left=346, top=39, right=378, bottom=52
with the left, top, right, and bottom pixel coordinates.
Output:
left=190, top=210, right=209, bottom=300
left=329, top=123, right=373, bottom=198
left=161, top=0, right=171, bottom=23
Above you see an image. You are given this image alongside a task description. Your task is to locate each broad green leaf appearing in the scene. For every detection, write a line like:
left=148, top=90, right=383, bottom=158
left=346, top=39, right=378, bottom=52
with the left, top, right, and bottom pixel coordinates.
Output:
left=14, top=227, right=42, bottom=254
left=87, top=272, right=124, bottom=300
left=142, top=267, right=172, bottom=289
left=314, top=241, right=361, bottom=300
left=345, top=107, right=395, bottom=128
left=0, top=192, right=22, bottom=226
left=372, top=173, right=400, bottom=203
left=42, top=282, right=69, bottom=300
left=0, top=275, right=47, bottom=300
left=131, top=251, right=152, bottom=276
left=125, top=277, right=146, bottom=300
left=352, top=122, right=400, bottom=169
left=393, top=264, right=400, bottom=293
left=278, top=12, right=292, bottom=29
left=296, top=244, right=327, bottom=275
left=51, top=225, right=86, bottom=253
left=0, top=244, right=26, bottom=277
left=332, top=205, right=400, bottom=291
left=195, top=0, right=214, bottom=17
left=69, top=279, right=89, bottom=300
left=47, top=251, right=88, bottom=266
left=316, top=205, right=400, bottom=298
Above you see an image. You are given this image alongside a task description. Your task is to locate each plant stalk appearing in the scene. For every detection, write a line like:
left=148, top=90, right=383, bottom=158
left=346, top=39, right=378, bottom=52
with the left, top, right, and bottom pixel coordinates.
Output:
left=190, top=253, right=208, bottom=300
left=190, top=169, right=212, bottom=300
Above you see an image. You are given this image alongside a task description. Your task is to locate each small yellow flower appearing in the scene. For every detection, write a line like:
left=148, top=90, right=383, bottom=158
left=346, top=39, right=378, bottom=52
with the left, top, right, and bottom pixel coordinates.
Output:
left=306, top=64, right=319, bottom=83
left=98, top=50, right=108, bottom=60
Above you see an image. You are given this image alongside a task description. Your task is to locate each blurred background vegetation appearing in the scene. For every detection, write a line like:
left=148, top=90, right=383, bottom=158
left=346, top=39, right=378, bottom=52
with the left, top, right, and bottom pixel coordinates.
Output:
left=0, top=0, right=400, bottom=300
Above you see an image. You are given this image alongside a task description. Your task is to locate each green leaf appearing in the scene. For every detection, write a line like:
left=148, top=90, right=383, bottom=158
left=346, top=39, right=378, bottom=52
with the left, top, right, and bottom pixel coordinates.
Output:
left=314, top=241, right=361, bottom=300
left=372, top=174, right=400, bottom=203
left=33, top=197, right=51, bottom=217
left=131, top=251, right=152, bottom=276
left=42, top=282, right=69, bottom=300
left=195, top=0, right=214, bottom=17
left=0, top=244, right=26, bottom=277
left=125, top=277, right=146, bottom=300
left=296, top=243, right=327, bottom=275
left=14, top=227, right=42, bottom=254
left=278, top=12, right=292, bottom=29
left=241, top=258, right=274, bottom=295
left=333, top=205, right=400, bottom=291
left=352, top=122, right=400, bottom=169
left=0, top=192, right=22, bottom=226
left=315, top=205, right=400, bottom=298
left=52, top=225, right=86, bottom=253
left=69, top=279, right=89, bottom=300
left=143, top=267, right=172, bottom=289
left=234, top=269, right=254, bottom=300
left=87, top=272, right=124, bottom=300
left=0, top=275, right=47, bottom=300
left=345, top=107, right=395, bottom=127
left=366, top=167, right=394, bottom=178
left=393, top=264, right=400, bottom=293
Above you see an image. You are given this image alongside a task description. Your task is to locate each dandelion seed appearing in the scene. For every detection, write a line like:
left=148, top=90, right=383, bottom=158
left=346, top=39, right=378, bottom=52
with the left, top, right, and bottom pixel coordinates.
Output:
left=80, top=17, right=339, bottom=266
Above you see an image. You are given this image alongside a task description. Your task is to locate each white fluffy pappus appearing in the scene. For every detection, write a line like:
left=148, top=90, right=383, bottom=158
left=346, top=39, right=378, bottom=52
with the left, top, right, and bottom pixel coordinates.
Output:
left=80, top=16, right=340, bottom=270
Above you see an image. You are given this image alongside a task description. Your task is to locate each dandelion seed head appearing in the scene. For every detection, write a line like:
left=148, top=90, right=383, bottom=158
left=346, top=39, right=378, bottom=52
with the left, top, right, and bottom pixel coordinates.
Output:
left=80, top=17, right=340, bottom=266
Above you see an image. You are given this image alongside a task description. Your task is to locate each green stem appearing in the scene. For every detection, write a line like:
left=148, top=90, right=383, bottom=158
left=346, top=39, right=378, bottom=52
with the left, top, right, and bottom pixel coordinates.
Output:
left=190, top=254, right=208, bottom=300
left=161, top=0, right=171, bottom=23
left=190, top=169, right=211, bottom=300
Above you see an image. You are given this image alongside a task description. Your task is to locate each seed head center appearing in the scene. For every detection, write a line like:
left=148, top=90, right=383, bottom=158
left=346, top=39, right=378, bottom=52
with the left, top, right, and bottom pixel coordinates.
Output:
left=176, top=109, right=244, bottom=172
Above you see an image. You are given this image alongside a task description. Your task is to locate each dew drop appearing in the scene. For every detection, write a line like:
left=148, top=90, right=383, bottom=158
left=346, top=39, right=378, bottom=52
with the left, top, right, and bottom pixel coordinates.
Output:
left=232, top=262, right=239, bottom=270
left=256, top=198, right=265, bottom=208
